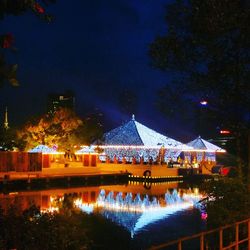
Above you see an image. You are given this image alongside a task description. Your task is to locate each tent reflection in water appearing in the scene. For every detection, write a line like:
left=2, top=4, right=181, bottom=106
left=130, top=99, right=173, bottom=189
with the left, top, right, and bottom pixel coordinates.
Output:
left=76, top=188, right=202, bottom=238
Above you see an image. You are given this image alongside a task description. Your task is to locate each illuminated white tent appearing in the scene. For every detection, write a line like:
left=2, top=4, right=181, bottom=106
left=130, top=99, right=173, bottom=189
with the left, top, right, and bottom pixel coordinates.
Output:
left=76, top=145, right=96, bottom=154
left=29, top=145, right=57, bottom=153
left=187, top=136, right=225, bottom=152
left=96, top=115, right=192, bottom=162
left=185, top=136, right=225, bottom=162
left=102, top=115, right=190, bottom=150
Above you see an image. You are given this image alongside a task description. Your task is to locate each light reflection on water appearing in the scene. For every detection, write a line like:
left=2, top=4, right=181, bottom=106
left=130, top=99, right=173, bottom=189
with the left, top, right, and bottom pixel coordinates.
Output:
left=75, top=187, right=203, bottom=237
left=0, top=181, right=206, bottom=245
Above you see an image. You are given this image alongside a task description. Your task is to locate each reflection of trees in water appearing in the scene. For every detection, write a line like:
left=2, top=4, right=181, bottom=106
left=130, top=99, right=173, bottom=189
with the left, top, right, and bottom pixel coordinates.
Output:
left=0, top=186, right=204, bottom=249
left=0, top=202, right=131, bottom=250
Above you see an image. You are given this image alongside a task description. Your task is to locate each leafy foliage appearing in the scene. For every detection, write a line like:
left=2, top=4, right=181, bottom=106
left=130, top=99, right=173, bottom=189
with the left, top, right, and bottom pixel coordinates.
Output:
left=0, top=200, right=131, bottom=250
left=0, top=0, right=55, bottom=20
left=79, top=111, right=104, bottom=145
left=17, top=108, right=104, bottom=151
left=0, top=127, right=20, bottom=151
left=149, top=0, right=250, bottom=173
left=150, top=0, right=250, bottom=124
left=17, top=108, right=83, bottom=151
left=0, top=0, right=55, bottom=87
left=202, top=178, right=250, bottom=229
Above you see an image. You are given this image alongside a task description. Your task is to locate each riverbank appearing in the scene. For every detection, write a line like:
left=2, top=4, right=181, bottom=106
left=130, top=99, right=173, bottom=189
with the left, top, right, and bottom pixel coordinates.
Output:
left=0, top=167, right=128, bottom=191
left=0, top=164, right=212, bottom=191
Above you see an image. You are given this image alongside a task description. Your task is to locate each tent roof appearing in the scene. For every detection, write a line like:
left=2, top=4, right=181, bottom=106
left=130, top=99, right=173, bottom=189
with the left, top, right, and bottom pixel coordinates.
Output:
left=187, top=136, right=225, bottom=152
left=29, top=145, right=57, bottom=153
left=76, top=146, right=96, bottom=154
left=101, top=116, right=191, bottom=150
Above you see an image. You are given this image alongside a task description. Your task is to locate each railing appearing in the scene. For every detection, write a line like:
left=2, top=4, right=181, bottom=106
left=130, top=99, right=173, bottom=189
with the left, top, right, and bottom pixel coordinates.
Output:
left=150, top=218, right=250, bottom=250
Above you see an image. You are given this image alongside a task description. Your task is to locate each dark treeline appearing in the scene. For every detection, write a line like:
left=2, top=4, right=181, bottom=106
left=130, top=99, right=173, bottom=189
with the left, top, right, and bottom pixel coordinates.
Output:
left=0, top=195, right=131, bottom=250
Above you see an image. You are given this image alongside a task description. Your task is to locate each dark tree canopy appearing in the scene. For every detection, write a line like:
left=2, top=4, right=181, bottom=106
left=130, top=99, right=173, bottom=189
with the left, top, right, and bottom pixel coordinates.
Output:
left=0, top=201, right=131, bottom=250
left=202, top=178, right=250, bottom=228
left=149, top=0, right=250, bottom=174
left=150, top=0, right=250, bottom=125
left=17, top=108, right=104, bottom=151
left=0, top=0, right=55, bottom=87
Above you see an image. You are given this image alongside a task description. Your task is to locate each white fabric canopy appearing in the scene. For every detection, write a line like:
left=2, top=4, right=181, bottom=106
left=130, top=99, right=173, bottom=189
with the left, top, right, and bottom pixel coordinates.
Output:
left=29, top=145, right=57, bottom=153
left=187, top=136, right=225, bottom=152
left=102, top=116, right=192, bottom=150
left=76, top=146, right=96, bottom=154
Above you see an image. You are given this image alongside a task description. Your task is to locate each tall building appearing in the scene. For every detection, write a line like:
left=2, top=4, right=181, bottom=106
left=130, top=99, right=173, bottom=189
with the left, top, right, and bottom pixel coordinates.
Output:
left=208, top=132, right=235, bottom=153
left=47, top=91, right=75, bottom=114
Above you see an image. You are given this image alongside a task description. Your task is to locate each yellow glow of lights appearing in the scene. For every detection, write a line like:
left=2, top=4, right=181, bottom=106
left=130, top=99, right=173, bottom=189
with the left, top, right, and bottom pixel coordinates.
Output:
left=41, top=207, right=59, bottom=213
left=182, top=149, right=226, bottom=153
left=80, top=145, right=225, bottom=153
left=95, top=201, right=194, bottom=213
left=75, top=152, right=99, bottom=155
left=129, top=175, right=183, bottom=179
left=8, top=192, right=19, bottom=196
left=42, top=152, right=65, bottom=155
left=95, top=145, right=191, bottom=150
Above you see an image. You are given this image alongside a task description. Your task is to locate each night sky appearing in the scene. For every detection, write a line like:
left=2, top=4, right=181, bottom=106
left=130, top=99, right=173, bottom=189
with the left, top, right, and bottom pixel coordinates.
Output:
left=0, top=0, right=192, bottom=140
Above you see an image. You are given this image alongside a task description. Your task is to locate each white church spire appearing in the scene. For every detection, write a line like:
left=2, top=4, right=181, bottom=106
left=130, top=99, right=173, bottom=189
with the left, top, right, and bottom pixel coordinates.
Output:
left=4, top=106, right=9, bottom=129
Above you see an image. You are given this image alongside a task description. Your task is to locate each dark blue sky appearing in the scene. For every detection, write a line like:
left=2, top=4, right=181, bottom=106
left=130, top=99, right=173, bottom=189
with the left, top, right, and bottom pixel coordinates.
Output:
left=0, top=0, right=192, bottom=140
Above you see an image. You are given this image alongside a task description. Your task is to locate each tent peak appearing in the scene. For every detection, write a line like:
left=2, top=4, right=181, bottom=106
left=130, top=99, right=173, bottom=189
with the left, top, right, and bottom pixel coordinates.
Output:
left=132, top=114, right=135, bottom=120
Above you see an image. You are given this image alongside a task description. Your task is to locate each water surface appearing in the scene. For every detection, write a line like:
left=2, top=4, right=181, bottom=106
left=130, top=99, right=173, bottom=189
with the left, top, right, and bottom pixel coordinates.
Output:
left=0, top=181, right=206, bottom=249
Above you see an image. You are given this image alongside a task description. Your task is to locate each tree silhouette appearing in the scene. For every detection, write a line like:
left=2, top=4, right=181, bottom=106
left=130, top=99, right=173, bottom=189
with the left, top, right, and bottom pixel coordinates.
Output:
left=149, top=0, right=250, bottom=177
left=17, top=108, right=83, bottom=151
left=0, top=0, right=55, bottom=87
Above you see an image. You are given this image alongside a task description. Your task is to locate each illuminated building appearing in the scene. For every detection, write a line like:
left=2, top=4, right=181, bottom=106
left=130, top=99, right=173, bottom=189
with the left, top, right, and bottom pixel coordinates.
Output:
left=208, top=130, right=235, bottom=151
left=47, top=91, right=75, bottom=114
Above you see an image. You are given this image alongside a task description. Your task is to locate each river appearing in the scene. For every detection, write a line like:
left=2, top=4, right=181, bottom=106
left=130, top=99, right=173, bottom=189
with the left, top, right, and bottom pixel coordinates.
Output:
left=0, top=180, right=206, bottom=249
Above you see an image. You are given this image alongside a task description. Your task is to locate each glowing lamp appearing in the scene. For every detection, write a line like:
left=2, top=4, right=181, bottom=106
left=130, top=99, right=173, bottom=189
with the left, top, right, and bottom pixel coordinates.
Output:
left=200, top=100, right=208, bottom=106
left=201, top=212, right=208, bottom=220
left=220, top=130, right=230, bottom=134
